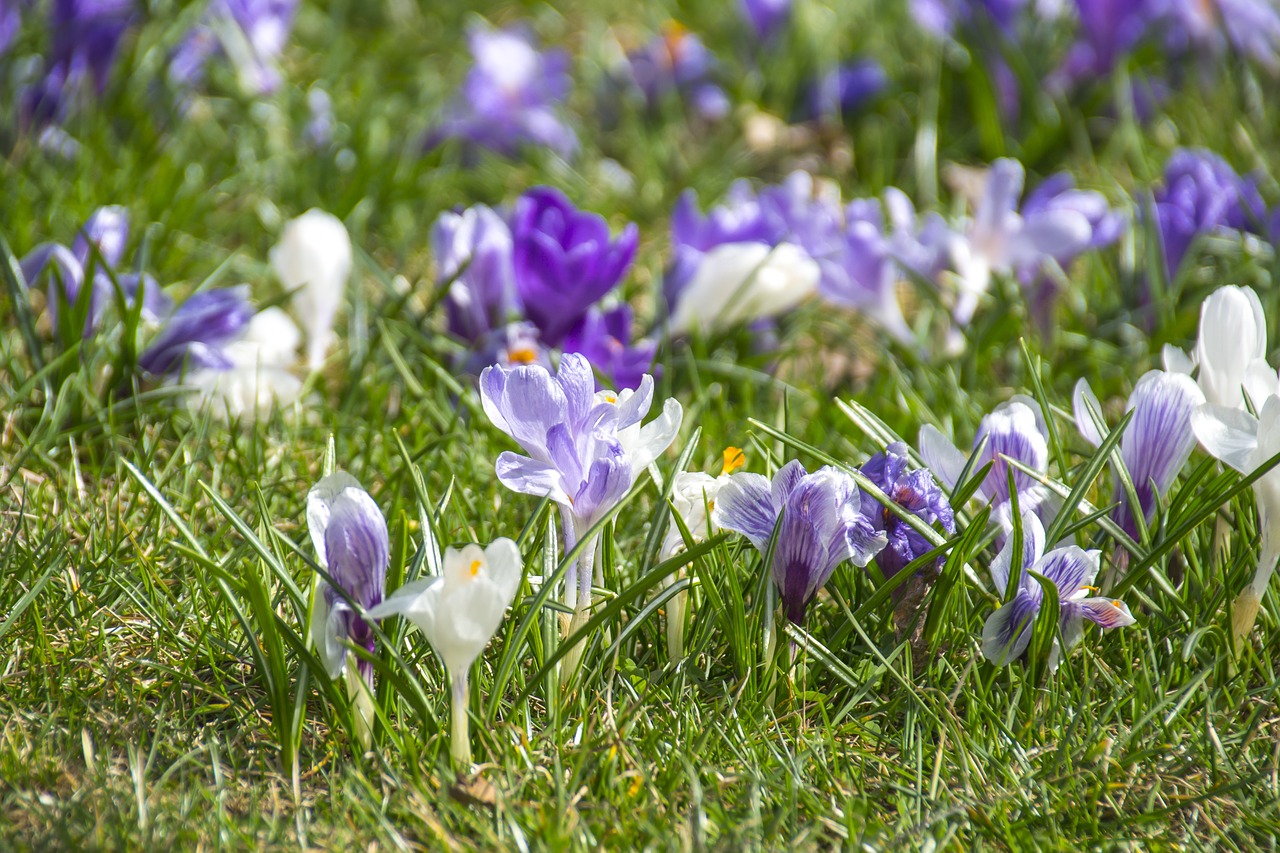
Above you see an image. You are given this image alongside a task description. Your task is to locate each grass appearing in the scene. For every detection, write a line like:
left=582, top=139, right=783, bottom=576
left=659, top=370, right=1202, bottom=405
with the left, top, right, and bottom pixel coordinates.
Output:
left=3, top=0, right=1280, bottom=849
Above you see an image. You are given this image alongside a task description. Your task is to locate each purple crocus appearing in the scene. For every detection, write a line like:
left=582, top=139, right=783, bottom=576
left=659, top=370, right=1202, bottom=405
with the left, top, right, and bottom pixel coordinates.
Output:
left=561, top=304, right=657, bottom=392
left=1073, top=370, right=1205, bottom=545
left=819, top=198, right=915, bottom=344
left=1, top=1, right=20, bottom=56
left=982, top=511, right=1135, bottom=669
left=464, top=321, right=550, bottom=378
left=858, top=442, right=956, bottom=595
left=431, top=203, right=517, bottom=345
left=22, top=0, right=135, bottom=127
left=481, top=352, right=681, bottom=611
left=1151, top=148, right=1268, bottom=283
left=740, top=0, right=790, bottom=42
left=425, top=24, right=577, bottom=160
left=1051, top=0, right=1161, bottom=89
left=307, top=471, right=388, bottom=748
left=138, top=286, right=254, bottom=376
left=712, top=460, right=887, bottom=625
left=919, top=397, right=1052, bottom=523
left=622, top=23, right=729, bottom=122
left=511, top=187, right=638, bottom=347
left=800, top=60, right=887, bottom=124
left=664, top=183, right=776, bottom=308
left=170, top=0, right=297, bottom=95
left=883, top=187, right=957, bottom=286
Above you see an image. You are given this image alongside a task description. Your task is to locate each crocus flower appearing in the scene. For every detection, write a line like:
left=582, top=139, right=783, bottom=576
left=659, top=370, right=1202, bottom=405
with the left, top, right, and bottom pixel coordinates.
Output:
left=1193, top=393, right=1280, bottom=650
left=950, top=159, right=1093, bottom=332
left=799, top=60, right=887, bottom=124
left=480, top=353, right=681, bottom=619
left=664, top=183, right=777, bottom=308
left=858, top=442, right=956, bottom=597
left=1151, top=149, right=1267, bottom=283
left=1050, top=0, right=1161, bottom=89
left=713, top=460, right=887, bottom=625
left=270, top=209, right=353, bottom=371
left=919, top=398, right=1052, bottom=525
left=431, top=204, right=517, bottom=346
left=170, top=0, right=297, bottom=95
left=181, top=307, right=303, bottom=421
left=0, top=1, right=19, bottom=56
left=425, top=24, right=577, bottom=160
left=1073, top=370, right=1205, bottom=546
left=307, top=472, right=389, bottom=748
left=511, top=188, right=638, bottom=346
left=622, top=23, right=729, bottom=122
left=982, top=511, right=1135, bottom=669
left=22, top=0, right=135, bottom=128
left=1163, top=285, right=1268, bottom=410
left=369, top=539, right=521, bottom=767
left=561, top=304, right=657, bottom=392
left=820, top=199, right=915, bottom=345
left=740, top=0, right=791, bottom=42
left=667, top=241, right=821, bottom=336
left=464, top=321, right=550, bottom=378
left=659, top=446, right=746, bottom=660
left=138, top=286, right=254, bottom=376
left=911, top=0, right=1028, bottom=37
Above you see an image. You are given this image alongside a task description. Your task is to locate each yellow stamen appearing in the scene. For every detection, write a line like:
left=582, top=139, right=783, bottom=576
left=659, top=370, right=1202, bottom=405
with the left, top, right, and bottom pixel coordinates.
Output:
left=721, top=446, right=745, bottom=475
left=1111, top=599, right=1122, bottom=608
left=1082, top=585, right=1100, bottom=594
left=508, top=347, right=538, bottom=365
left=604, top=393, right=617, bottom=404
left=469, top=559, right=482, bottom=577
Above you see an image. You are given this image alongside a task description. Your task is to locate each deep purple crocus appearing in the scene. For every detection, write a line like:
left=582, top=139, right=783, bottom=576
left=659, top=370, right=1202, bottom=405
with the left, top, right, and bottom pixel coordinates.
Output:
left=1074, top=370, right=1204, bottom=545
left=1051, top=0, right=1161, bottom=89
left=170, top=0, right=297, bottom=95
left=983, top=511, right=1135, bottom=669
left=561, top=304, right=657, bottom=391
left=307, top=472, right=388, bottom=690
left=623, top=23, right=729, bottom=122
left=800, top=59, right=887, bottom=124
left=712, top=460, right=887, bottom=625
left=858, top=442, right=956, bottom=594
left=511, top=188, right=638, bottom=347
left=138, top=286, right=254, bottom=376
left=740, top=0, right=791, bottom=42
left=23, top=0, right=135, bottom=127
left=431, top=203, right=517, bottom=345
left=425, top=24, right=577, bottom=160
left=1152, top=148, right=1267, bottom=283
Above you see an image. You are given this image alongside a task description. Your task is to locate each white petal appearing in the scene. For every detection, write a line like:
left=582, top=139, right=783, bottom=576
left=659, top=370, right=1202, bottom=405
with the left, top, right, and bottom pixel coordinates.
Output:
left=1072, top=379, right=1106, bottom=449
left=1162, top=344, right=1195, bottom=376
left=270, top=209, right=353, bottom=371
left=669, top=242, right=820, bottom=335
left=629, top=397, right=683, bottom=476
left=918, top=423, right=970, bottom=492
left=1191, top=404, right=1259, bottom=474
left=306, top=472, right=364, bottom=566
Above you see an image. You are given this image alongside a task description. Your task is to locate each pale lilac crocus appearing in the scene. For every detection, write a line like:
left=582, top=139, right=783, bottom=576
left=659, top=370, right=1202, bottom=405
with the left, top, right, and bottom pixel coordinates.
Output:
left=800, top=60, right=887, bottom=124
left=480, top=353, right=682, bottom=620
left=820, top=198, right=915, bottom=345
left=431, top=204, right=517, bottom=346
left=712, top=461, right=887, bottom=625
left=561, top=304, right=657, bottom=392
left=307, top=472, right=388, bottom=748
left=512, top=188, right=638, bottom=347
left=425, top=24, right=577, bottom=160
left=170, top=0, right=297, bottom=95
left=622, top=23, right=729, bottom=122
left=1073, top=370, right=1205, bottom=547
left=983, top=511, right=1135, bottom=669
left=919, top=398, right=1052, bottom=525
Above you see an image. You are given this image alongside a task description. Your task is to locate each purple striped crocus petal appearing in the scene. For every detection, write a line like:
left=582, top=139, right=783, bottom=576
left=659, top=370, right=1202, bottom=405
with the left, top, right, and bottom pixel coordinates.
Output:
left=989, top=509, right=1044, bottom=594
left=495, top=452, right=571, bottom=506
left=711, top=472, right=777, bottom=552
left=324, top=485, right=389, bottom=611
left=917, top=424, right=969, bottom=492
left=770, top=459, right=808, bottom=506
left=478, top=361, right=569, bottom=459
left=312, top=584, right=350, bottom=678
left=1118, top=370, right=1204, bottom=533
left=975, top=401, right=1049, bottom=503
left=572, top=447, right=633, bottom=521
left=982, top=590, right=1040, bottom=666
left=138, top=286, right=253, bottom=376
left=557, top=352, right=599, bottom=430
left=1033, top=546, right=1099, bottom=597
left=774, top=507, right=825, bottom=624
left=1078, top=596, right=1137, bottom=629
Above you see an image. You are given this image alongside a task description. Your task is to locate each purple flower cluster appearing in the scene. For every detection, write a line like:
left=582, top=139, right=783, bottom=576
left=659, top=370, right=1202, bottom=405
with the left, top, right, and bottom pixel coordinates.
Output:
left=425, top=24, right=577, bottom=160
left=799, top=60, right=887, bottom=125
left=170, top=0, right=298, bottom=96
left=432, top=188, right=653, bottom=390
left=21, top=0, right=136, bottom=128
left=858, top=442, right=956, bottom=594
left=740, top=0, right=791, bottom=43
left=618, top=23, right=729, bottom=123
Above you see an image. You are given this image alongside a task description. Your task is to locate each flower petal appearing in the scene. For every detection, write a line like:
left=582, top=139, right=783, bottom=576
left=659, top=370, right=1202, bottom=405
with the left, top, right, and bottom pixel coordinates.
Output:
left=494, top=452, right=572, bottom=505
left=1191, top=403, right=1259, bottom=474
left=1078, top=596, right=1137, bottom=629
left=918, top=424, right=969, bottom=492
left=711, top=472, right=778, bottom=553
left=1072, top=378, right=1106, bottom=449
left=982, top=590, right=1039, bottom=666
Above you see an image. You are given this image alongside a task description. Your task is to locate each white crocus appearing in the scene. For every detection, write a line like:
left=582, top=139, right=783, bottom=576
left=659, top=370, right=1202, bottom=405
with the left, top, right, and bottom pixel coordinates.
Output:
left=184, top=307, right=303, bottom=421
left=270, top=209, right=353, bottom=371
left=1192, top=394, right=1280, bottom=650
left=668, top=241, right=821, bottom=335
left=369, top=539, right=522, bottom=768
left=1164, top=285, right=1267, bottom=409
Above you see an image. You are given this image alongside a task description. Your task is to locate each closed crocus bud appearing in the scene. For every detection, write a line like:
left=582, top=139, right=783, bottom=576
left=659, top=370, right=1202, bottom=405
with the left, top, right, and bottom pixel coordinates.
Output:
left=668, top=241, right=820, bottom=336
left=270, top=209, right=353, bottom=371
left=369, top=538, right=522, bottom=767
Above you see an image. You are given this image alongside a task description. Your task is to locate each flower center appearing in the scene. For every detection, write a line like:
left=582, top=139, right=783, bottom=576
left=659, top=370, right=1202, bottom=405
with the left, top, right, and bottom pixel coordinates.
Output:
left=721, top=446, right=745, bottom=475
left=469, top=559, right=482, bottom=577
left=508, top=347, right=537, bottom=364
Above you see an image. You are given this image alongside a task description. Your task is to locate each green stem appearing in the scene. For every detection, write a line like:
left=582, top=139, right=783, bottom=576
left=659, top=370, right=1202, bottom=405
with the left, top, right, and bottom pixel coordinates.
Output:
left=451, top=668, right=471, bottom=769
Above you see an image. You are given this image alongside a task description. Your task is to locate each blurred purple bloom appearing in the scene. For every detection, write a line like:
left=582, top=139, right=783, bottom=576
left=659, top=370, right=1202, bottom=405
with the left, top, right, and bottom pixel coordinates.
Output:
left=138, top=286, right=254, bottom=376
left=622, top=24, right=729, bottom=122
left=1216, top=0, right=1280, bottom=71
left=800, top=59, right=887, bottom=123
left=426, top=24, right=577, bottom=160
left=1051, top=0, right=1161, bottom=88
left=741, top=0, right=791, bottom=41
left=1074, top=370, right=1204, bottom=544
left=464, top=321, right=550, bottom=377
left=820, top=198, right=915, bottom=344
left=665, top=184, right=776, bottom=307
left=431, top=204, right=517, bottom=345
left=306, top=87, right=334, bottom=147
left=562, top=304, right=657, bottom=392
left=712, top=460, right=887, bottom=625
left=23, top=0, right=135, bottom=127
left=912, top=0, right=1028, bottom=37
left=884, top=188, right=957, bottom=285
left=982, top=511, right=1134, bottom=668
left=307, top=473, right=388, bottom=685
left=1, top=0, right=19, bottom=56
left=858, top=442, right=956, bottom=595
left=511, top=187, right=638, bottom=347
left=171, top=0, right=297, bottom=95
left=1152, top=148, right=1267, bottom=282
